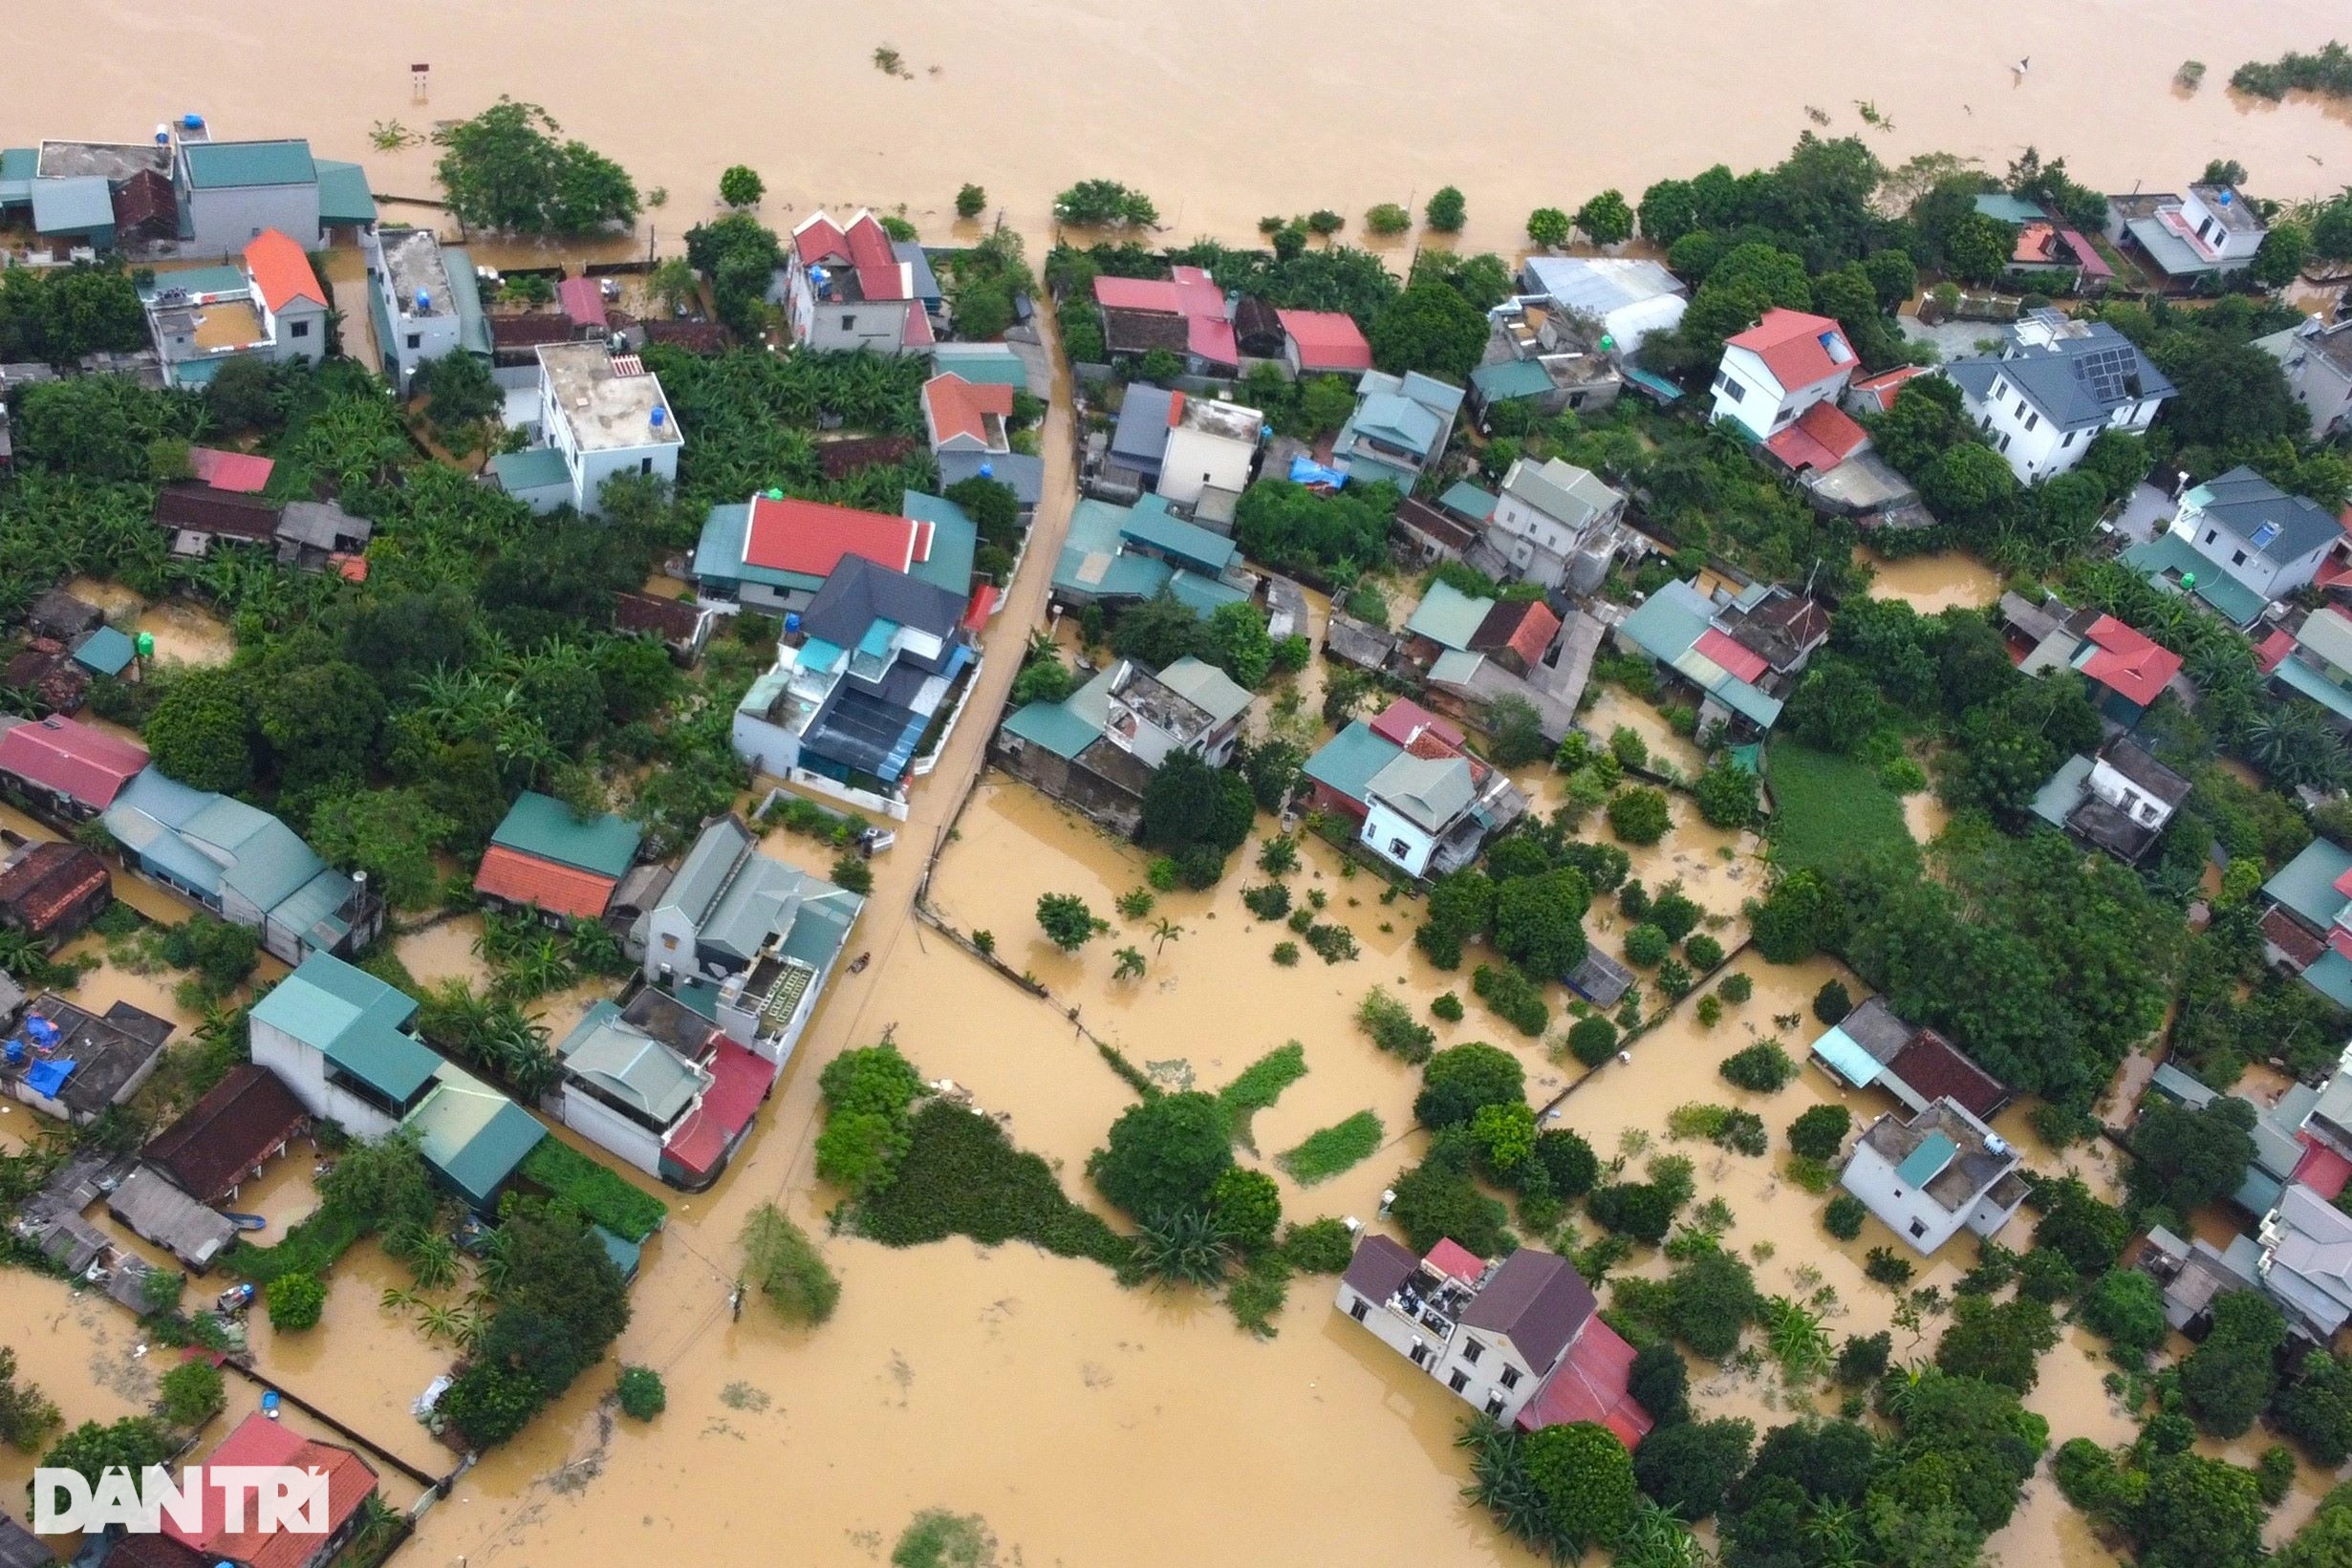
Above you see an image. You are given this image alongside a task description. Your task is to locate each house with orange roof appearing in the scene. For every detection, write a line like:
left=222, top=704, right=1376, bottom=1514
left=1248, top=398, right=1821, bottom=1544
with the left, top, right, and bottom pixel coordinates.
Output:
left=140, top=226, right=328, bottom=387
left=154, top=1411, right=378, bottom=1568
left=473, top=791, right=643, bottom=924
left=781, top=209, right=925, bottom=354
left=920, top=373, right=1013, bottom=456
left=242, top=228, right=328, bottom=365
left=1709, top=308, right=1857, bottom=442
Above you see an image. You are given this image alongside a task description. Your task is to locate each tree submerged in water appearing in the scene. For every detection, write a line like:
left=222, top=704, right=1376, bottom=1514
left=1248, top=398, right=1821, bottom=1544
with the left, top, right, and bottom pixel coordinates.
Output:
left=433, top=97, right=638, bottom=233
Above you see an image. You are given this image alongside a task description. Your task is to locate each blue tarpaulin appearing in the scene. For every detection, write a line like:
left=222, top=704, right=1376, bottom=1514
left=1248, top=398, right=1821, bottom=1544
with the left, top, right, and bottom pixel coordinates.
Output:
left=23, top=1059, right=76, bottom=1098
left=1288, top=455, right=1348, bottom=488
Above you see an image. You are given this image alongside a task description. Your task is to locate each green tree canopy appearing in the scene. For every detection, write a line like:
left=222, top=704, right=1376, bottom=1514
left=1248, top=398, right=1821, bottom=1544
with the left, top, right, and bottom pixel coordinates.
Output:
left=1413, top=1042, right=1526, bottom=1129
left=1089, top=1091, right=1234, bottom=1221
left=434, top=97, right=639, bottom=232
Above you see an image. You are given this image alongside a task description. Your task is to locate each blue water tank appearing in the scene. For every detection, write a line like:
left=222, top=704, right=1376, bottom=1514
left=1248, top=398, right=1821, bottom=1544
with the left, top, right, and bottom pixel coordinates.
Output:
left=650, top=406, right=665, bottom=428
left=182, top=113, right=205, bottom=129
left=414, top=290, right=431, bottom=312
left=785, top=612, right=803, bottom=634
left=978, top=462, right=994, bottom=479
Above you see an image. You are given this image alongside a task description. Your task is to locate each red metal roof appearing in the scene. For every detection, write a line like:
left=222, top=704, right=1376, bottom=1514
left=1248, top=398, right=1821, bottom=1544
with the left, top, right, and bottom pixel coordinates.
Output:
left=557, top=275, right=607, bottom=329
left=1187, top=313, right=1240, bottom=369
left=1764, top=399, right=1870, bottom=472
left=1514, top=1318, right=1655, bottom=1448
left=1845, top=364, right=1931, bottom=413
left=663, top=1034, right=773, bottom=1179
left=1369, top=697, right=1464, bottom=751
left=1725, top=309, right=1854, bottom=393
left=0, top=715, right=148, bottom=809
left=2057, top=228, right=2116, bottom=280
left=473, top=844, right=620, bottom=921
left=922, top=373, right=1014, bottom=446
left=961, top=583, right=1000, bottom=632
left=743, top=495, right=931, bottom=578
left=162, top=1413, right=376, bottom=1568
left=1093, top=275, right=1185, bottom=313
left=1276, top=309, right=1373, bottom=372
left=2294, top=1137, right=2352, bottom=1201
left=2256, top=625, right=2298, bottom=675
left=242, top=228, right=327, bottom=314
left=186, top=447, right=275, bottom=493
left=1423, top=1238, right=1485, bottom=1281
left=792, top=214, right=847, bottom=266
left=2079, top=614, right=2183, bottom=708
left=1887, top=1029, right=2009, bottom=1120
left=1694, top=627, right=1771, bottom=685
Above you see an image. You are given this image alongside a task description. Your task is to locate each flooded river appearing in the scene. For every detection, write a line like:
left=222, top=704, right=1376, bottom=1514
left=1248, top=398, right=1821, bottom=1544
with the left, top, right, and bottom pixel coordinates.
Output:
left=6, top=1, right=2350, bottom=254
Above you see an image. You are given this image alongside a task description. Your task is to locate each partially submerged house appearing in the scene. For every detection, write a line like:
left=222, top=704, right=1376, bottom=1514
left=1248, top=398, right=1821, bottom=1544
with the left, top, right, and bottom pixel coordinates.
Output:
left=106, top=1165, right=235, bottom=1271
left=0, top=714, right=147, bottom=821
left=2258, top=836, right=2352, bottom=1007
left=0, top=841, right=111, bottom=945
left=2030, top=737, right=2191, bottom=866
left=1335, top=1235, right=1653, bottom=1445
left=1277, top=309, right=1372, bottom=379
left=158, top=1411, right=378, bottom=1568
left=693, top=489, right=974, bottom=616
left=2108, top=182, right=2268, bottom=288
left=2254, top=315, right=2352, bottom=441
left=534, top=342, right=681, bottom=517
left=551, top=997, right=772, bottom=1190
left=1808, top=995, right=2013, bottom=1124
left=474, top=791, right=644, bottom=924
left=103, top=766, right=381, bottom=964
left=1049, top=494, right=1248, bottom=617
left=140, top=228, right=328, bottom=388
left=633, top=814, right=862, bottom=1063
left=2004, top=596, right=2185, bottom=725
left=0, top=993, right=173, bottom=1127
left=1612, top=578, right=1827, bottom=739
left=141, top=1062, right=308, bottom=1205
left=1477, top=457, right=1625, bottom=594
left=1301, top=698, right=1526, bottom=878
left=730, top=555, right=977, bottom=815
left=1839, top=1097, right=2029, bottom=1256
left=1516, top=256, right=1688, bottom=354
left=1946, top=311, right=2170, bottom=483
left=1471, top=297, right=1623, bottom=421
left=362, top=226, right=489, bottom=392
left=780, top=210, right=925, bottom=354
left=2259, top=1183, right=2352, bottom=1342
left=1709, top=310, right=1855, bottom=442
left=997, top=655, right=1253, bottom=834
left=1332, top=371, right=1463, bottom=489
left=1091, top=267, right=1236, bottom=375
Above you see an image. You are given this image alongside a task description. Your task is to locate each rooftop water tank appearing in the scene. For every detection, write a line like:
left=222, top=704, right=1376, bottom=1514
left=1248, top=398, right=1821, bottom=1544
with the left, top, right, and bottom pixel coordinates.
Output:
left=414, top=290, right=431, bottom=312
left=650, top=406, right=665, bottom=427
left=978, top=462, right=993, bottom=479
left=154, top=124, right=170, bottom=146
left=784, top=612, right=803, bottom=634
left=181, top=114, right=205, bottom=130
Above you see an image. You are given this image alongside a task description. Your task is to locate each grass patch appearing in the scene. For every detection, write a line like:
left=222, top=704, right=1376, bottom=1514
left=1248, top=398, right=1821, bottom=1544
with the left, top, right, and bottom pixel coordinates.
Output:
left=1764, top=741, right=1916, bottom=876
left=518, top=1139, right=669, bottom=1242
left=1215, top=1042, right=1307, bottom=1150
left=1276, top=1111, right=1386, bottom=1185
left=856, top=1099, right=1131, bottom=1269
left=227, top=1202, right=365, bottom=1285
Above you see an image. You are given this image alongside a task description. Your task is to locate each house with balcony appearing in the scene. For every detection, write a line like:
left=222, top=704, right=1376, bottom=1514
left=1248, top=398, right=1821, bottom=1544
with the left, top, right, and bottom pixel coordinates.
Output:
left=1335, top=1235, right=1653, bottom=1445
left=2255, top=315, right=2352, bottom=440
left=1946, top=311, right=2171, bottom=483
left=730, top=555, right=977, bottom=814
left=693, top=490, right=975, bottom=617
left=2110, top=183, right=2268, bottom=287
left=781, top=210, right=924, bottom=354
left=550, top=994, right=773, bottom=1190
left=361, top=226, right=489, bottom=392
left=1839, top=1097, right=2029, bottom=1256
left=1709, top=309, right=1855, bottom=442
left=140, top=228, right=328, bottom=388
left=1477, top=457, right=1625, bottom=594
left=2030, top=737, right=2192, bottom=866
left=633, top=814, right=863, bottom=1064
left=1332, top=371, right=1463, bottom=489
left=997, top=655, right=1252, bottom=834
left=1300, top=698, right=1525, bottom=878
left=2125, top=465, right=2342, bottom=628
left=2260, top=606, right=2352, bottom=731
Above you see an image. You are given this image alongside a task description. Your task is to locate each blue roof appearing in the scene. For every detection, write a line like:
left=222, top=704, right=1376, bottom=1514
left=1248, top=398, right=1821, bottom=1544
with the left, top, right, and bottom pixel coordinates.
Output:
left=1811, top=1024, right=1885, bottom=1088
left=31, top=177, right=113, bottom=236
left=1118, top=497, right=1239, bottom=575
left=1438, top=481, right=1498, bottom=523
left=71, top=627, right=135, bottom=677
left=1352, top=391, right=1443, bottom=456
left=313, top=160, right=377, bottom=226
left=0, top=148, right=33, bottom=205
left=2265, top=838, right=2352, bottom=929
left=1303, top=720, right=1404, bottom=805
left=1472, top=359, right=1555, bottom=401
left=2275, top=655, right=2352, bottom=722
left=1895, top=1132, right=1958, bottom=1187
left=252, top=952, right=439, bottom=1104
left=1168, top=569, right=1248, bottom=617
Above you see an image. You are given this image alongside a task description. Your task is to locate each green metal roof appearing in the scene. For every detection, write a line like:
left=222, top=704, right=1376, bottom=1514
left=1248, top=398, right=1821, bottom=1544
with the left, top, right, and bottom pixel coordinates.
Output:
left=183, top=139, right=316, bottom=190
left=1438, top=481, right=1498, bottom=523
left=1167, top=569, right=1247, bottom=617
left=2028, top=753, right=2094, bottom=828
left=1895, top=1131, right=1957, bottom=1188
left=1002, top=668, right=1111, bottom=760
left=1303, top=720, right=1404, bottom=805
left=403, top=1064, right=545, bottom=1211
left=1367, top=751, right=1475, bottom=830
left=1119, top=497, right=1239, bottom=575
left=0, top=149, right=34, bottom=205
left=695, top=502, right=823, bottom=593
left=930, top=346, right=1027, bottom=391
left=1403, top=579, right=1493, bottom=651
left=252, top=952, right=439, bottom=1104
left=2264, top=837, right=2352, bottom=929
left=489, top=446, right=572, bottom=494
left=32, top=177, right=114, bottom=236
left=2120, top=533, right=2269, bottom=628
left=2304, top=952, right=2352, bottom=1009
left=899, top=489, right=978, bottom=598
left=491, top=791, right=642, bottom=878
left=313, top=160, right=377, bottom=226
left=1973, top=193, right=2046, bottom=225
left=441, top=247, right=491, bottom=356
left=1155, top=655, right=1252, bottom=725
left=2275, top=655, right=2352, bottom=723
left=71, top=626, right=135, bottom=677
left=1471, top=359, right=1554, bottom=401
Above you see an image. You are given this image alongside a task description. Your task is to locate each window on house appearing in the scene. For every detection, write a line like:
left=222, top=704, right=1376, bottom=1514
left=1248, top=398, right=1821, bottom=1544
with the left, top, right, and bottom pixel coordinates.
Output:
left=1910, top=1218, right=1928, bottom=1238
left=1410, top=1343, right=1429, bottom=1367
left=841, top=314, right=856, bottom=332
left=2016, top=397, right=2029, bottom=419
left=1449, top=1370, right=1471, bottom=1394
left=1388, top=839, right=1409, bottom=858
left=1997, top=433, right=2012, bottom=453
left=1349, top=1300, right=1369, bottom=1322
left=405, top=333, right=421, bottom=350
left=2206, top=529, right=2218, bottom=545
left=640, top=457, right=654, bottom=476
left=291, top=320, right=310, bottom=338
left=1461, top=1341, right=1483, bottom=1365
left=1486, top=1394, right=1506, bottom=1417
left=2023, top=412, right=2039, bottom=431
left=1500, top=1366, right=1521, bottom=1390
left=1774, top=404, right=1796, bottom=425
left=2232, top=550, right=2248, bottom=567
left=660, top=934, right=679, bottom=950
left=2062, top=429, right=2075, bottom=447
left=1719, top=378, right=1744, bottom=403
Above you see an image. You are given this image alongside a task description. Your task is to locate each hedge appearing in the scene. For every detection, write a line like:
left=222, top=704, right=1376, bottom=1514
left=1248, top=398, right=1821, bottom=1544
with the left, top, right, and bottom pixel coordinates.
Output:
left=856, top=1099, right=1131, bottom=1268
left=518, top=1139, right=669, bottom=1242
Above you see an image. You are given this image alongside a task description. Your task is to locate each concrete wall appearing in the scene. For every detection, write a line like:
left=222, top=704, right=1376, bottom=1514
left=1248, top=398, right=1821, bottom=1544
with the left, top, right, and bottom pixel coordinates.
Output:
left=567, top=439, right=678, bottom=517
left=1361, top=799, right=1439, bottom=879
left=732, top=709, right=803, bottom=782
left=1432, top=1324, right=1543, bottom=1425
left=1840, top=1137, right=1972, bottom=1255
left=250, top=1020, right=398, bottom=1140
left=186, top=184, right=320, bottom=257
left=554, top=1082, right=665, bottom=1178
left=993, top=736, right=1146, bottom=837
left=264, top=297, right=328, bottom=365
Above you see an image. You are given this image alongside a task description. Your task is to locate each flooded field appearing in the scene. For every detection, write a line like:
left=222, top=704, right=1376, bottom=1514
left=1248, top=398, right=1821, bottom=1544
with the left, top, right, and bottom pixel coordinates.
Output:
left=134, top=599, right=239, bottom=668
left=5, top=0, right=2349, bottom=258
left=1856, top=548, right=2007, bottom=614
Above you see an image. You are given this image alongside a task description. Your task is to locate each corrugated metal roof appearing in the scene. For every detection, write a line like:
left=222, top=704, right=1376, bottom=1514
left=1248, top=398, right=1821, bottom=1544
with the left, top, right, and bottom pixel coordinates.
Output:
left=556, top=1001, right=706, bottom=1124
left=313, top=160, right=376, bottom=226
left=31, top=176, right=113, bottom=235
left=1303, top=720, right=1404, bottom=805
left=2266, top=838, right=2352, bottom=930
left=183, top=140, right=315, bottom=190
left=1894, top=1131, right=1957, bottom=1187
left=489, top=445, right=572, bottom=495
left=1404, top=580, right=1494, bottom=652
left=1154, top=655, right=1251, bottom=724
left=490, top=791, right=642, bottom=877
left=1811, top=1024, right=1885, bottom=1087
left=404, top=1064, right=544, bottom=1210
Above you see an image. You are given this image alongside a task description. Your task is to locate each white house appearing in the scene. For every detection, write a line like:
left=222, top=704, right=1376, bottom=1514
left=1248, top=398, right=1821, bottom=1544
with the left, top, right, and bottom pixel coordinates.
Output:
left=549, top=994, right=771, bottom=1191
left=242, top=229, right=329, bottom=366
left=780, top=209, right=920, bottom=354
left=537, top=342, right=682, bottom=516
left=2168, top=464, right=2342, bottom=608
left=2255, top=315, right=2352, bottom=441
left=247, top=952, right=442, bottom=1140
left=1483, top=456, right=1625, bottom=591
left=1334, top=1235, right=1653, bottom=1443
left=362, top=226, right=488, bottom=391
left=1358, top=749, right=1523, bottom=881
left=1516, top=256, right=1689, bottom=354
left=1709, top=309, right=1855, bottom=442
left=1839, top=1098, right=2029, bottom=1256
left=1946, top=311, right=2172, bottom=483
left=1156, top=394, right=1262, bottom=508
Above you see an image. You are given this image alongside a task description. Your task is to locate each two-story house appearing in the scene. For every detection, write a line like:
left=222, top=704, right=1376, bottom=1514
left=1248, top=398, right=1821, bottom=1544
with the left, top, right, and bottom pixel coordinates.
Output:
left=1301, top=698, right=1527, bottom=879
left=248, top=951, right=445, bottom=1139
left=241, top=228, right=329, bottom=366
left=2113, top=183, right=2269, bottom=287
left=1470, top=295, right=1623, bottom=423
left=1332, top=371, right=1464, bottom=489
left=1709, top=309, right=1855, bottom=441
left=634, top=814, right=863, bottom=1064
left=1335, top=1235, right=1653, bottom=1444
left=551, top=995, right=772, bottom=1190
left=1839, top=1097, right=2030, bottom=1255
left=782, top=209, right=921, bottom=354
left=1157, top=393, right=1262, bottom=508
left=1946, top=311, right=2172, bottom=483
left=1091, top=268, right=1237, bottom=376
left=2159, top=465, right=2341, bottom=615
left=2255, top=315, right=2352, bottom=441
left=2031, top=736, right=2193, bottom=866
left=997, top=655, right=1253, bottom=834
left=536, top=342, right=681, bottom=516
left=177, top=138, right=323, bottom=253
left=695, top=489, right=976, bottom=617
left=1479, top=456, right=1625, bottom=592
left=362, top=225, right=489, bottom=392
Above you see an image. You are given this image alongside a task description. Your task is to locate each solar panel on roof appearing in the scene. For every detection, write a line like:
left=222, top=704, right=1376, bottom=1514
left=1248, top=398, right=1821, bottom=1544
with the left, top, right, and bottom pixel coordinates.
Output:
left=2074, top=342, right=2138, bottom=406
left=2252, top=522, right=2281, bottom=549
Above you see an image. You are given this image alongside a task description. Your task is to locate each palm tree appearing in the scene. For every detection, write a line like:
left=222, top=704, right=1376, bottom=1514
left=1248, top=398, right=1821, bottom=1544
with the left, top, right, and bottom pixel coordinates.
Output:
left=1113, top=947, right=1146, bottom=981
left=1149, top=917, right=1185, bottom=954
left=1130, top=1208, right=1231, bottom=1288
left=379, top=1286, right=421, bottom=1315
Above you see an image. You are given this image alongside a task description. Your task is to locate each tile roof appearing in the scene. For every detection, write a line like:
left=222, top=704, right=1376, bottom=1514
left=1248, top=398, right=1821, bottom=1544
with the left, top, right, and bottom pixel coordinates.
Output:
left=743, top=494, right=931, bottom=578
left=156, top=482, right=279, bottom=540
left=923, top=372, right=1014, bottom=447
left=242, top=228, right=326, bottom=313
left=1845, top=364, right=1933, bottom=413
left=186, top=446, right=274, bottom=493
left=614, top=589, right=707, bottom=645
left=1515, top=1315, right=1654, bottom=1447
left=1725, top=309, right=1854, bottom=392
left=1887, top=1030, right=2009, bottom=1120
left=473, top=845, right=620, bottom=921
left=488, top=790, right=642, bottom=878
left=2075, top=614, right=2183, bottom=707
left=1424, top=1238, right=1485, bottom=1280
left=0, top=842, right=108, bottom=938
left=141, top=1063, right=307, bottom=1205
left=1765, top=399, right=1869, bottom=471
left=109, top=169, right=177, bottom=239
left=1470, top=597, right=1562, bottom=668
left=1460, top=1247, right=1597, bottom=1371
left=0, top=715, right=149, bottom=808
left=162, top=1412, right=375, bottom=1568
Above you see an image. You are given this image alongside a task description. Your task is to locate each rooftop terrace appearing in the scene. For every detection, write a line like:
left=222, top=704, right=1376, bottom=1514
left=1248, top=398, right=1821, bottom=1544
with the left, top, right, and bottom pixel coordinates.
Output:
left=540, top=343, right=681, bottom=453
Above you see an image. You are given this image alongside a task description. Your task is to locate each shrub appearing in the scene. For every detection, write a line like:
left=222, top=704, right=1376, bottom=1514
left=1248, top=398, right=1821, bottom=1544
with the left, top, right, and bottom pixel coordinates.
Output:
left=1683, top=934, right=1725, bottom=971
left=1717, top=973, right=1753, bottom=1004
left=267, top=1272, right=326, bottom=1331
left=1812, top=979, right=1852, bottom=1024
left=1364, top=203, right=1412, bottom=235
left=1787, top=1105, right=1852, bottom=1162
left=1863, top=1247, right=1914, bottom=1288
left=517, top=1138, right=669, bottom=1242
left=154, top=1360, right=225, bottom=1428
left=1433, top=992, right=1464, bottom=1022
left=615, top=1364, right=666, bottom=1420
left=1389, top=1150, right=1509, bottom=1257
left=1278, top=1112, right=1387, bottom=1185
left=827, top=851, right=874, bottom=894
left=1835, top=1331, right=1891, bottom=1385
left=1036, top=892, right=1104, bottom=951
left=1629, top=1341, right=1690, bottom=1426
left=1116, top=887, right=1155, bottom=920
left=955, top=183, right=987, bottom=219
left=1241, top=883, right=1291, bottom=921
left=1823, top=1193, right=1867, bottom=1240
left=742, top=1203, right=841, bottom=1325
left=1414, top=1042, right=1525, bottom=1128
left=1303, top=923, right=1359, bottom=963
left=858, top=1101, right=1129, bottom=1267
left=1565, top=1015, right=1619, bottom=1066
left=1608, top=787, right=1671, bottom=846
left=1609, top=726, right=1650, bottom=769
left=1653, top=958, right=1694, bottom=1000
left=1146, top=857, right=1179, bottom=891
left=1623, top=924, right=1670, bottom=967
left=1424, top=186, right=1467, bottom=232
left=1357, top=987, right=1436, bottom=1063
left=1208, top=1167, right=1283, bottom=1251
left=1719, top=1042, right=1797, bottom=1092
left=1282, top=1218, right=1357, bottom=1274
left=1695, top=995, right=1723, bottom=1027
left=1271, top=940, right=1300, bottom=966
left=1647, top=886, right=1701, bottom=942
left=1472, top=962, right=1548, bottom=1036
left=1090, top=1092, right=1233, bottom=1220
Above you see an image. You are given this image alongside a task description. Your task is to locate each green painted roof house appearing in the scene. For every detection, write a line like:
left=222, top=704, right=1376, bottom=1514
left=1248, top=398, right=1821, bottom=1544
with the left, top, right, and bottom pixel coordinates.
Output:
left=403, top=1063, right=546, bottom=1213
left=491, top=791, right=643, bottom=878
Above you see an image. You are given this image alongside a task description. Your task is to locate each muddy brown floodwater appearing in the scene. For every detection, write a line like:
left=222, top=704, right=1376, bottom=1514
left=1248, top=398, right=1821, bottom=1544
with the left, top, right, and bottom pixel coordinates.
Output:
left=6, top=0, right=2350, bottom=257
left=1855, top=548, right=2008, bottom=615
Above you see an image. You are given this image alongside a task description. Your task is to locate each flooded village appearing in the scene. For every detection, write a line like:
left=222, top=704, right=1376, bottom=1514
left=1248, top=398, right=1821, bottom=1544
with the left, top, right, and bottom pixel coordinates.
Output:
left=1, top=16, right=2352, bottom=1568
